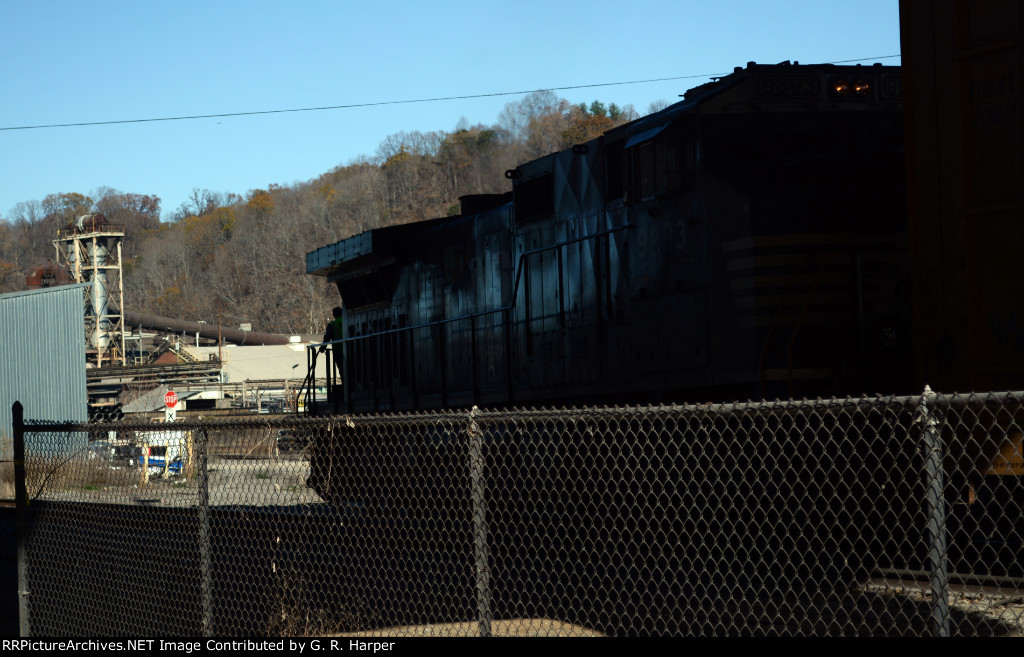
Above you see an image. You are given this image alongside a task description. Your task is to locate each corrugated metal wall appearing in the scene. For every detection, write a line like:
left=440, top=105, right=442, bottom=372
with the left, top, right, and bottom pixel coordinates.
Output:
left=0, top=285, right=89, bottom=454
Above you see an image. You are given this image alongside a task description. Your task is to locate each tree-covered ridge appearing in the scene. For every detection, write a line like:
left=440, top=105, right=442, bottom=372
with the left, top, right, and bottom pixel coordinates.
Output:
left=0, top=93, right=640, bottom=334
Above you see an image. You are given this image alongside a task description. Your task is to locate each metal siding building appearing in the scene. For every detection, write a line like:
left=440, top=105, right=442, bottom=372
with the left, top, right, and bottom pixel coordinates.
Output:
left=0, top=285, right=89, bottom=453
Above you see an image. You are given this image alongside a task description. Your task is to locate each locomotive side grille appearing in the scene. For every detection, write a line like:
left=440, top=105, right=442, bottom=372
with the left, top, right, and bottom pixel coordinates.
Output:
left=722, top=232, right=907, bottom=328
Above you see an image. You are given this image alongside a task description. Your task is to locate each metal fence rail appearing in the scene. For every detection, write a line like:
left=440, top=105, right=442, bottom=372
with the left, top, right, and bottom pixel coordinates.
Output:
left=8, top=390, right=1024, bottom=636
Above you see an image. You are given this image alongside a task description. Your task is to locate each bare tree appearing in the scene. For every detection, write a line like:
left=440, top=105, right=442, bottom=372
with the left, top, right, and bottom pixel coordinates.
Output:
left=498, top=90, right=562, bottom=144
left=646, top=99, right=671, bottom=115
left=171, top=188, right=222, bottom=222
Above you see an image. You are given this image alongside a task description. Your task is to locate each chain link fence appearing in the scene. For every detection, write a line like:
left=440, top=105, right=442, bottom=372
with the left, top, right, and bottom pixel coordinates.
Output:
left=7, top=390, right=1024, bottom=637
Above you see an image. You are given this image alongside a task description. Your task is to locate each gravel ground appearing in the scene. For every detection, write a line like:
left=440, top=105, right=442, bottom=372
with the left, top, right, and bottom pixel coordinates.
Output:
left=340, top=619, right=604, bottom=637
left=861, top=580, right=1024, bottom=637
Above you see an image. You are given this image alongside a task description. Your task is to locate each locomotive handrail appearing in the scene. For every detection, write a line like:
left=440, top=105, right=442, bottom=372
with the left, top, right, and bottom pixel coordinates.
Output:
left=301, top=223, right=632, bottom=412
left=298, top=346, right=318, bottom=415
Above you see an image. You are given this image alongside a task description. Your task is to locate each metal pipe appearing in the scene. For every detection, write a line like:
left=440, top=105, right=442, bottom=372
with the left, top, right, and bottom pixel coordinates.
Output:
left=123, top=311, right=290, bottom=346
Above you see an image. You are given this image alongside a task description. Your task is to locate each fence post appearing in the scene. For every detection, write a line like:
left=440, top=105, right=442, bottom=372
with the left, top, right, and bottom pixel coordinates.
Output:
left=920, top=385, right=950, bottom=637
left=468, top=407, right=491, bottom=637
left=13, top=402, right=29, bottom=637
left=196, top=428, right=213, bottom=636
left=140, top=439, right=149, bottom=488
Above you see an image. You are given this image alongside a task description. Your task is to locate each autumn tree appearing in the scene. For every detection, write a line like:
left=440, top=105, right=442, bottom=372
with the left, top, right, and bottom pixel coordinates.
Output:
left=93, top=187, right=161, bottom=257
left=246, top=188, right=276, bottom=216
left=41, top=192, right=94, bottom=227
left=0, top=222, right=25, bottom=293
left=436, top=126, right=506, bottom=205
left=521, top=99, right=573, bottom=158
left=1, top=196, right=87, bottom=276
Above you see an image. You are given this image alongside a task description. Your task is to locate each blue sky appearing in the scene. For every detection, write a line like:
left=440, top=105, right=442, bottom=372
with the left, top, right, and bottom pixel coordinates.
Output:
left=1, top=1, right=901, bottom=221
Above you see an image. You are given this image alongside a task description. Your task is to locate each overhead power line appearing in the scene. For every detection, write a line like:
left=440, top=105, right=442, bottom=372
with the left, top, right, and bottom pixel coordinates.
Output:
left=0, top=55, right=901, bottom=132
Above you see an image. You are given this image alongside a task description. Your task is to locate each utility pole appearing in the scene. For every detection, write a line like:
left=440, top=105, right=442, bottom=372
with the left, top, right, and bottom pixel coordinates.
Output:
left=217, top=314, right=223, bottom=399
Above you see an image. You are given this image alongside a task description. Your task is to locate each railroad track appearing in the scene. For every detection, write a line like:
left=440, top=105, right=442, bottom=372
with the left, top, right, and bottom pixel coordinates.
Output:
left=868, top=569, right=1024, bottom=599
left=863, top=569, right=1024, bottom=635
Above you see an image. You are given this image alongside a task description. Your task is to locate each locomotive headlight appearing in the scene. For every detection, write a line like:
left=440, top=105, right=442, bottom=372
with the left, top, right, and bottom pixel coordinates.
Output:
left=854, top=79, right=871, bottom=96
left=831, top=78, right=851, bottom=97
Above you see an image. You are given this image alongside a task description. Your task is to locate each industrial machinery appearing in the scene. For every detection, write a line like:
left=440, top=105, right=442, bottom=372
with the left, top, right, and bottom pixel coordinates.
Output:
left=54, top=213, right=127, bottom=368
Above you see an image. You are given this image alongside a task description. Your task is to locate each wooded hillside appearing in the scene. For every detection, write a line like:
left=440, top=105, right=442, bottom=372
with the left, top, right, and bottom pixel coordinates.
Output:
left=0, top=93, right=639, bottom=334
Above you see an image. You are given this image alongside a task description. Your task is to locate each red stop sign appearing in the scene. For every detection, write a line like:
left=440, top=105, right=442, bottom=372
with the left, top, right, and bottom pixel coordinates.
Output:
left=165, top=391, right=178, bottom=408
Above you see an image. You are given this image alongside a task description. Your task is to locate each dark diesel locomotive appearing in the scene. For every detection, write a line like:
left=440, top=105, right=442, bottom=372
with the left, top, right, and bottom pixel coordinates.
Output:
left=302, top=61, right=1024, bottom=612
left=306, top=61, right=908, bottom=413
